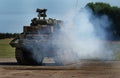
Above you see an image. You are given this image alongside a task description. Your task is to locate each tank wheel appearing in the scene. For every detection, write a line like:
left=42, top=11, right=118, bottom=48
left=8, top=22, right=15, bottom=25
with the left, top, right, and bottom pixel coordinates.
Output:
left=15, top=48, right=43, bottom=65
left=15, top=48, right=26, bottom=65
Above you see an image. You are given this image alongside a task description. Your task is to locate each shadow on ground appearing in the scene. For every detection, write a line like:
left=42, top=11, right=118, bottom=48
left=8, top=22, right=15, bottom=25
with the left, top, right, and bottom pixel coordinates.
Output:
left=0, top=62, right=61, bottom=66
left=0, top=62, right=18, bottom=65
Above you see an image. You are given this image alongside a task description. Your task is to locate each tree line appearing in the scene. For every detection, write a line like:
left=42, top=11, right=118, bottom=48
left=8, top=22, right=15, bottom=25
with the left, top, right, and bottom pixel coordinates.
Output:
left=87, top=2, right=120, bottom=40
left=0, top=33, right=19, bottom=39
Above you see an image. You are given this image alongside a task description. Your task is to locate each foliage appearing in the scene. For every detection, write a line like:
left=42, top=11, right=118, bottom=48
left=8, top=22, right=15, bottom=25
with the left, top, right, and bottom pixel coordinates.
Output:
left=87, top=2, right=120, bottom=40
left=0, top=33, right=19, bottom=39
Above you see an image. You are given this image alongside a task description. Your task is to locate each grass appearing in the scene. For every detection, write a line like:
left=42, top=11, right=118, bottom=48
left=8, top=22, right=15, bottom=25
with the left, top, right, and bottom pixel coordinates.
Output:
left=0, top=39, right=120, bottom=60
left=0, top=39, right=15, bottom=58
left=108, top=42, right=120, bottom=60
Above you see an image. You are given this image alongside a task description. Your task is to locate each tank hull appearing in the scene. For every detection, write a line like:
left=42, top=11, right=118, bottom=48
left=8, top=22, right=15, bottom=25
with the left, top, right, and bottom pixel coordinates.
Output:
left=15, top=39, right=57, bottom=65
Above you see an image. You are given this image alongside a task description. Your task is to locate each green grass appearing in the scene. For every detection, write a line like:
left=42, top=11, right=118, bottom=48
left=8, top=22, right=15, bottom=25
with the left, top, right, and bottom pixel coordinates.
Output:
left=0, top=39, right=15, bottom=58
left=109, top=42, right=120, bottom=60
left=0, top=39, right=120, bottom=60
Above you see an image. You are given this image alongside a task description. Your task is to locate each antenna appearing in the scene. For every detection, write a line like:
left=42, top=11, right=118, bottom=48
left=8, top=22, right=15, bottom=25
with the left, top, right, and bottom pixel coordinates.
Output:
left=75, top=0, right=78, bottom=9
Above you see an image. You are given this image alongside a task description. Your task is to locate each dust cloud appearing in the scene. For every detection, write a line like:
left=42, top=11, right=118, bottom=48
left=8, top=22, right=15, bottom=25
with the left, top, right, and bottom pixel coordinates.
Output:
left=23, top=7, right=114, bottom=65
left=52, top=7, right=114, bottom=64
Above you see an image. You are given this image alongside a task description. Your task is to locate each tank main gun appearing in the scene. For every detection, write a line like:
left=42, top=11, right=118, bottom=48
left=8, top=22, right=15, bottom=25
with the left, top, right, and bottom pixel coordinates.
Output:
left=36, top=8, right=47, bottom=20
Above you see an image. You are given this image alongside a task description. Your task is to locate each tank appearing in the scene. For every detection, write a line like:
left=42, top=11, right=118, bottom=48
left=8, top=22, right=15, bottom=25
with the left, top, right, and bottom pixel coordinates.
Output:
left=10, top=8, right=63, bottom=65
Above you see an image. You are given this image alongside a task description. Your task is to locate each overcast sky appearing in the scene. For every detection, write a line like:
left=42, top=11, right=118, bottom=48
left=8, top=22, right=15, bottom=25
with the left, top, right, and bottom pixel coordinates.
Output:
left=0, top=0, right=120, bottom=33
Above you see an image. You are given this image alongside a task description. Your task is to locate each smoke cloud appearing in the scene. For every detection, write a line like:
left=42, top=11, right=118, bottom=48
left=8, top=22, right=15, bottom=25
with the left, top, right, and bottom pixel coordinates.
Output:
left=52, top=7, right=114, bottom=64
left=23, top=7, right=115, bottom=65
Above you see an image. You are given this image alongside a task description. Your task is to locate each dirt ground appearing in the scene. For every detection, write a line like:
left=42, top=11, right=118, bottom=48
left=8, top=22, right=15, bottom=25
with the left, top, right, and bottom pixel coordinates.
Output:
left=0, top=58, right=120, bottom=78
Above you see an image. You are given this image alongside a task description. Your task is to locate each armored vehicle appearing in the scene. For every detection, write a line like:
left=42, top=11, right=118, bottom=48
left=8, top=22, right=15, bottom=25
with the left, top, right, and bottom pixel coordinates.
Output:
left=10, top=8, right=62, bottom=65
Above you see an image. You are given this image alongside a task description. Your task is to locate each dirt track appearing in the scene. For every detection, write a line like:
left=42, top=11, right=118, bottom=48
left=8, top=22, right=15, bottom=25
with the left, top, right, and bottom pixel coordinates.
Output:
left=0, top=58, right=120, bottom=78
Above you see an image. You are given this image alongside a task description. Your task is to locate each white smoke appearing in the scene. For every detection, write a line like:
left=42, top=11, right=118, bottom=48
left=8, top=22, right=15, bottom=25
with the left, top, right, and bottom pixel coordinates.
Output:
left=23, top=7, right=115, bottom=65
left=53, top=7, right=114, bottom=64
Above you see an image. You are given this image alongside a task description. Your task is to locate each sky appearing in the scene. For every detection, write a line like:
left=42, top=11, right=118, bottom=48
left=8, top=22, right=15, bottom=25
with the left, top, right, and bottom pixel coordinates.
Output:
left=0, top=0, right=120, bottom=33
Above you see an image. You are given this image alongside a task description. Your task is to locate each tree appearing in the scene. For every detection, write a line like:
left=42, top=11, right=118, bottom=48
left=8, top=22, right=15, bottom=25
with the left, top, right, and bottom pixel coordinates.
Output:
left=87, top=2, right=120, bottom=40
left=0, top=33, right=19, bottom=39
